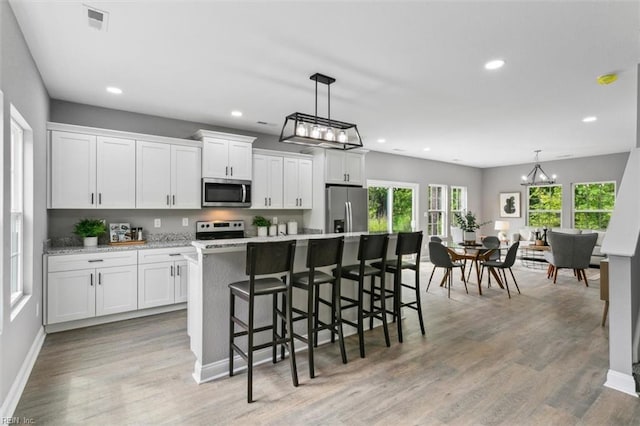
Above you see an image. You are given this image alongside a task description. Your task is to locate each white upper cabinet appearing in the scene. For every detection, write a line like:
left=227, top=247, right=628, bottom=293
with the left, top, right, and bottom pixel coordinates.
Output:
left=48, top=123, right=201, bottom=210
left=136, top=141, right=172, bottom=208
left=195, top=130, right=255, bottom=180
left=252, top=154, right=283, bottom=209
left=96, top=136, right=136, bottom=208
left=50, top=131, right=136, bottom=208
left=283, top=157, right=313, bottom=209
left=171, top=145, right=201, bottom=208
left=324, top=150, right=364, bottom=186
left=136, top=141, right=201, bottom=209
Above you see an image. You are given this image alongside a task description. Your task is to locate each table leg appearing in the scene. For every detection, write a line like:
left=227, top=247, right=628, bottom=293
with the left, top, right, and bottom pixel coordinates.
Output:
left=474, top=259, right=482, bottom=295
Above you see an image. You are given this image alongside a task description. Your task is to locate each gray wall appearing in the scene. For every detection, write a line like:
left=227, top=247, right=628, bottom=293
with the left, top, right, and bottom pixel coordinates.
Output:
left=0, top=0, right=49, bottom=413
left=50, top=99, right=303, bottom=153
left=365, top=151, right=485, bottom=235
left=481, top=152, right=629, bottom=234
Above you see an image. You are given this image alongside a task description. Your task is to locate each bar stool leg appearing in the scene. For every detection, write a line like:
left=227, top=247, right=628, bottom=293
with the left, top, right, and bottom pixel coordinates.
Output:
left=379, top=275, right=391, bottom=347
left=272, top=293, right=278, bottom=363
left=414, top=269, right=425, bottom=335
left=285, top=289, right=299, bottom=387
left=395, top=270, right=403, bottom=343
left=369, top=276, right=375, bottom=331
left=357, top=278, right=366, bottom=358
left=334, top=279, right=348, bottom=364
left=247, top=298, right=255, bottom=403
left=307, top=281, right=315, bottom=378
left=280, top=293, right=286, bottom=361
left=229, top=292, right=235, bottom=377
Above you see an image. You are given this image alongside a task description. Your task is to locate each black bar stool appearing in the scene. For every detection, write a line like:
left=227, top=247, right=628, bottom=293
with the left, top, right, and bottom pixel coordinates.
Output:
left=291, top=236, right=347, bottom=378
left=371, top=231, right=424, bottom=343
left=228, top=240, right=298, bottom=403
left=338, top=234, right=390, bottom=358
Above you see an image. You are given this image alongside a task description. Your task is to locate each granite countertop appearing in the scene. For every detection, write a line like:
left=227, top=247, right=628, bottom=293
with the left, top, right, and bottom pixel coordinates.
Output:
left=192, top=232, right=388, bottom=251
left=45, top=239, right=195, bottom=255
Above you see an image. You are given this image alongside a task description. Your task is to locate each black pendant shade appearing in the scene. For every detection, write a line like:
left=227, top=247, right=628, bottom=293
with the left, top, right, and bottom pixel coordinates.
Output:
left=280, top=73, right=363, bottom=150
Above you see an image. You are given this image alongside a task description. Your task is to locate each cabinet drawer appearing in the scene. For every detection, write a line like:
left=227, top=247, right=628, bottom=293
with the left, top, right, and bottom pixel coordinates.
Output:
left=48, top=250, right=138, bottom=272
left=138, top=246, right=196, bottom=264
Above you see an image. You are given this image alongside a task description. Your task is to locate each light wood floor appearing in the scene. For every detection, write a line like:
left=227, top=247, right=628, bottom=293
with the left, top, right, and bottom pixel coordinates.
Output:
left=15, top=264, right=640, bottom=425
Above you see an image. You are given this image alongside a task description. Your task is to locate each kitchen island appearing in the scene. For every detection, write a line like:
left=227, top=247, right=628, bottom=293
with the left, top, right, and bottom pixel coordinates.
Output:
left=187, top=232, right=397, bottom=384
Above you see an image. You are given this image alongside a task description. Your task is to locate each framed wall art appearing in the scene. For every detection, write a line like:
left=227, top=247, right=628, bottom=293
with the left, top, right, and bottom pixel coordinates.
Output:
left=499, top=192, right=521, bottom=218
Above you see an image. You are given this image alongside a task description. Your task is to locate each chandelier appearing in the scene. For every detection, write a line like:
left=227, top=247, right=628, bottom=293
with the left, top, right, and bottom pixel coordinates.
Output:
left=521, top=150, right=556, bottom=186
left=279, top=73, right=363, bottom=150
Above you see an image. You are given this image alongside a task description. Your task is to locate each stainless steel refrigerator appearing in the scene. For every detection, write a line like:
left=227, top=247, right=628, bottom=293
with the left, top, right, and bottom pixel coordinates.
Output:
left=326, top=186, right=368, bottom=233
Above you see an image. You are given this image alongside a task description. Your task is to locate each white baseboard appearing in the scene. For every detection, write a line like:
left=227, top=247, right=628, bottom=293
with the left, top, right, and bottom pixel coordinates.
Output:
left=604, top=369, right=638, bottom=397
left=0, top=326, right=46, bottom=418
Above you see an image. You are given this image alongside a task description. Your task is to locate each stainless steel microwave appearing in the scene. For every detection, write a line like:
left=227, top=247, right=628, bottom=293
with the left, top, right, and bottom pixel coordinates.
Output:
left=202, top=178, right=251, bottom=207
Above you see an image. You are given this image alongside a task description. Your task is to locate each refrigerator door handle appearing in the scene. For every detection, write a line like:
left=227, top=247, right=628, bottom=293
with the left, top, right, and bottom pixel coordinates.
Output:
left=344, top=201, right=350, bottom=233
left=347, top=201, right=353, bottom=233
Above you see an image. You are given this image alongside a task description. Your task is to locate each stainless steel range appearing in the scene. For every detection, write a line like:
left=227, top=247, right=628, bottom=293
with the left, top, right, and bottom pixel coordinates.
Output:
left=196, top=220, right=245, bottom=240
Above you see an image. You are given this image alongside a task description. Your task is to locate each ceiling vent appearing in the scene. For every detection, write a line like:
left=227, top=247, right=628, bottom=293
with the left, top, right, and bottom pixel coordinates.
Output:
left=84, top=4, right=109, bottom=31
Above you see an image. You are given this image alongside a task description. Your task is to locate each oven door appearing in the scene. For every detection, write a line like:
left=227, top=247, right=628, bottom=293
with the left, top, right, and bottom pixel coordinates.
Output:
left=202, top=178, right=251, bottom=207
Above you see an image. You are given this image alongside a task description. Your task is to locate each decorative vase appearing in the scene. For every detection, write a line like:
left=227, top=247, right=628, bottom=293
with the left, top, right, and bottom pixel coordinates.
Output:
left=83, top=236, right=98, bottom=247
left=463, top=231, right=476, bottom=245
left=257, top=226, right=268, bottom=237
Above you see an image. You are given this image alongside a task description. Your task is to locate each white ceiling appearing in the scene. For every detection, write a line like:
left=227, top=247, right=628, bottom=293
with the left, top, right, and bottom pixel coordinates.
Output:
left=9, top=0, right=640, bottom=168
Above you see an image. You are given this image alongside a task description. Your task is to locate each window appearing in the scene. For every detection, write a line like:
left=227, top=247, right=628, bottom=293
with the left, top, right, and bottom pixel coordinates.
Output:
left=10, top=116, right=24, bottom=304
left=573, top=181, right=616, bottom=230
left=528, top=185, right=562, bottom=227
left=450, top=186, right=467, bottom=217
left=368, top=180, right=417, bottom=233
left=427, top=184, right=447, bottom=236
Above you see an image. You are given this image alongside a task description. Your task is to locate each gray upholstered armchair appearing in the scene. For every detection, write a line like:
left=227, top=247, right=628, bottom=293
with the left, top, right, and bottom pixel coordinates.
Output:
left=543, top=231, right=598, bottom=286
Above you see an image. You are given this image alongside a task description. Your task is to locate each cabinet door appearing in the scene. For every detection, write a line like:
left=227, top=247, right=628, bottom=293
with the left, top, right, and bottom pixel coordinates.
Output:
left=171, top=145, right=201, bottom=209
left=252, top=154, right=270, bottom=208
left=50, top=131, right=97, bottom=208
left=96, top=136, right=136, bottom=208
left=267, top=155, right=283, bottom=208
left=202, top=138, right=229, bottom=178
left=298, top=159, right=313, bottom=209
left=325, top=150, right=346, bottom=184
left=136, top=141, right=171, bottom=208
left=138, top=262, right=175, bottom=309
left=344, top=152, right=364, bottom=185
left=228, top=142, right=252, bottom=180
left=48, top=269, right=96, bottom=324
left=174, top=260, right=188, bottom=303
left=95, top=265, right=138, bottom=316
left=283, top=158, right=300, bottom=209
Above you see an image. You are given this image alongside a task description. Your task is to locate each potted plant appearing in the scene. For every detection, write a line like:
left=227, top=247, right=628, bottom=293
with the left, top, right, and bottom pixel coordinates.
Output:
left=73, top=218, right=107, bottom=247
left=453, top=211, right=490, bottom=244
left=252, top=216, right=271, bottom=237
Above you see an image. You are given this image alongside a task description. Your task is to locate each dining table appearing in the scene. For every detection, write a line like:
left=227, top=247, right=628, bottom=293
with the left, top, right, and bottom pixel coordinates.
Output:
left=443, top=241, right=507, bottom=295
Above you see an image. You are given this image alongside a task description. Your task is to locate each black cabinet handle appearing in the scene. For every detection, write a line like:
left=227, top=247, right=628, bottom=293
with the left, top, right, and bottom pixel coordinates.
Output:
left=230, top=167, right=233, bottom=176
left=98, top=272, right=102, bottom=285
left=88, top=259, right=104, bottom=263
left=90, top=273, right=94, bottom=286
left=176, top=265, right=180, bottom=276
left=91, top=193, right=94, bottom=205
left=170, top=265, right=174, bottom=277
left=173, top=195, right=176, bottom=205
left=225, top=166, right=228, bottom=176
left=99, top=193, right=102, bottom=204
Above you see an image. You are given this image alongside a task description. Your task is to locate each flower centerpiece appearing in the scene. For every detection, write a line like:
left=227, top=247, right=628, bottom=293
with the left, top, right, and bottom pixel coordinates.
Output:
left=73, top=218, right=107, bottom=247
left=453, top=211, right=491, bottom=244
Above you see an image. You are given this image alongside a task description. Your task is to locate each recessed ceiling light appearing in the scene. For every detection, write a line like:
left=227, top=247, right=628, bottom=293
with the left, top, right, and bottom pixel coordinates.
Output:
left=106, top=86, right=122, bottom=95
left=377, top=138, right=386, bottom=144
left=231, top=110, right=243, bottom=117
left=423, top=147, right=431, bottom=152
left=484, top=59, right=505, bottom=70
left=582, top=116, right=597, bottom=123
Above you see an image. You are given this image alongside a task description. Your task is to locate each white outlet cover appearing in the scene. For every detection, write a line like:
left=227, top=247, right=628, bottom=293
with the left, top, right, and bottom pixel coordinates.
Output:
left=154, top=218, right=161, bottom=228
left=182, top=218, right=189, bottom=226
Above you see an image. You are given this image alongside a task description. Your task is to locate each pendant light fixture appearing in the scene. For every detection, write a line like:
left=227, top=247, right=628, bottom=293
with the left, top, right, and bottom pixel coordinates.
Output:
left=279, top=73, right=363, bottom=150
left=521, top=150, right=557, bottom=186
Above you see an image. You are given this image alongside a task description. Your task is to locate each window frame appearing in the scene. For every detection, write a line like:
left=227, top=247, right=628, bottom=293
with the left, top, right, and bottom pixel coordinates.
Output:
left=427, top=184, right=448, bottom=237
left=527, top=184, right=563, bottom=228
left=10, top=115, right=24, bottom=306
left=572, top=181, right=616, bottom=230
left=450, top=186, right=467, bottom=217
left=367, top=179, right=419, bottom=233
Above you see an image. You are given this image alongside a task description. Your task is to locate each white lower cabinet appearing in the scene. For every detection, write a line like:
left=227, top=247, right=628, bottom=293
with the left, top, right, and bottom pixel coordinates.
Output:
left=47, top=251, right=138, bottom=324
left=137, top=247, right=195, bottom=309
left=46, top=246, right=194, bottom=328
